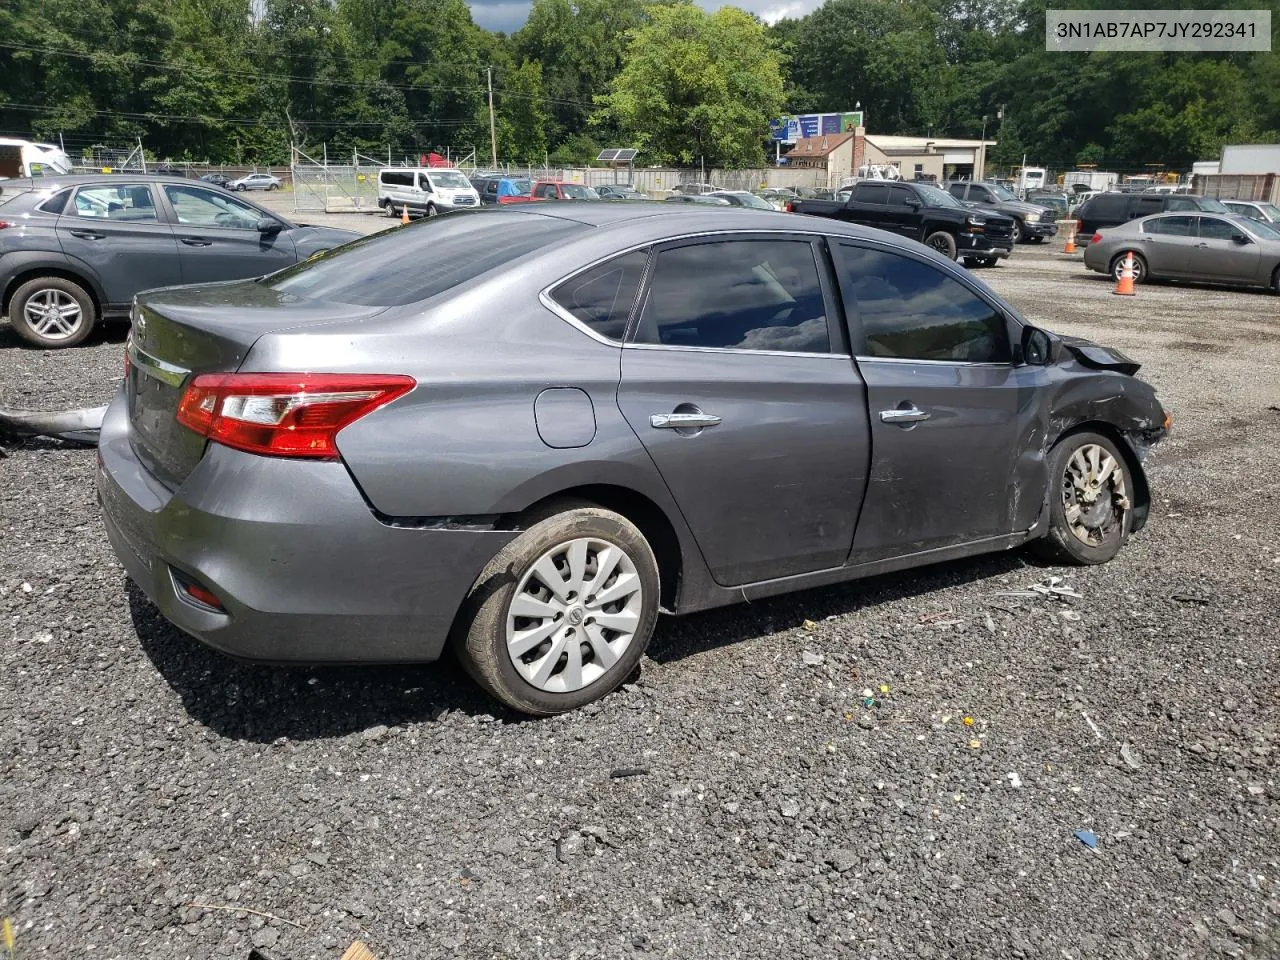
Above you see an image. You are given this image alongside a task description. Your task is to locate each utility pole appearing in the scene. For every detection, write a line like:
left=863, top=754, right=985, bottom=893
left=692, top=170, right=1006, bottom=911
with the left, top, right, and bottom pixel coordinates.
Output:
left=487, top=66, right=499, bottom=169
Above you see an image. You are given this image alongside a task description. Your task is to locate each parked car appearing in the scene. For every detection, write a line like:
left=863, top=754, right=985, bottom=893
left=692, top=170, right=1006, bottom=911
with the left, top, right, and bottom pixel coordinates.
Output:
left=98, top=204, right=1168, bottom=715
left=595, top=184, right=647, bottom=200
left=1026, top=191, right=1071, bottom=219
left=1082, top=212, right=1280, bottom=291
left=153, top=165, right=187, bottom=178
left=670, top=182, right=719, bottom=195
left=707, top=191, right=775, bottom=210
left=0, top=175, right=360, bottom=347
left=228, top=172, right=282, bottom=192
left=664, top=194, right=731, bottom=205
left=472, top=176, right=533, bottom=205
left=789, top=180, right=1015, bottom=267
left=1073, top=192, right=1230, bottom=245
left=532, top=181, right=599, bottom=201
left=378, top=167, right=480, bottom=217
left=1223, top=199, right=1280, bottom=224
left=199, top=173, right=232, bottom=188
left=946, top=181, right=1058, bottom=244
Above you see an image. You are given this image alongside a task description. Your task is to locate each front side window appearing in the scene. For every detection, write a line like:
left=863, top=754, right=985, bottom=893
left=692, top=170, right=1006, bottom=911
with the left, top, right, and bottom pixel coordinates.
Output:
left=73, top=185, right=158, bottom=221
left=1197, top=217, right=1239, bottom=241
left=834, top=243, right=1011, bottom=363
left=887, top=186, right=916, bottom=207
left=428, top=171, right=471, bottom=190
left=164, top=185, right=264, bottom=230
left=550, top=250, right=648, bottom=341
left=914, top=183, right=962, bottom=208
left=634, top=239, right=830, bottom=353
left=1143, top=215, right=1195, bottom=236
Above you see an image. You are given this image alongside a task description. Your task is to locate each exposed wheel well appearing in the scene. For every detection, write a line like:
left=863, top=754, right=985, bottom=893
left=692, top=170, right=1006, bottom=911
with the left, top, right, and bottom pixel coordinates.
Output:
left=502, top=484, right=684, bottom=610
left=3, top=269, right=101, bottom=320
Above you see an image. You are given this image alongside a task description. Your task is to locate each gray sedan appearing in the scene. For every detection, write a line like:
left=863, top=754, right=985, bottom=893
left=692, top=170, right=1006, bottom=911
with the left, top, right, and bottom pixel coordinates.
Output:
left=0, top=174, right=359, bottom=347
left=228, top=172, right=282, bottom=192
left=1083, top=212, right=1280, bottom=291
left=98, top=205, right=1169, bottom=715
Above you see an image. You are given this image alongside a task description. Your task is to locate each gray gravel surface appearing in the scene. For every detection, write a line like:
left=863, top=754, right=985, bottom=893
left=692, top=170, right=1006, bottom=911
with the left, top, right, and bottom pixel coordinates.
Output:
left=2, top=241, right=1279, bottom=959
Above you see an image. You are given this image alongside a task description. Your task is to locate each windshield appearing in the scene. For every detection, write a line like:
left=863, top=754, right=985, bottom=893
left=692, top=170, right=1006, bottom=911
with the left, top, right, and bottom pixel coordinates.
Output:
left=1241, top=216, right=1280, bottom=240
left=1198, top=197, right=1229, bottom=213
left=1259, top=203, right=1280, bottom=220
left=429, top=171, right=471, bottom=190
left=264, top=212, right=584, bottom=306
left=915, top=184, right=962, bottom=208
left=560, top=184, right=598, bottom=200
left=989, top=183, right=1018, bottom=201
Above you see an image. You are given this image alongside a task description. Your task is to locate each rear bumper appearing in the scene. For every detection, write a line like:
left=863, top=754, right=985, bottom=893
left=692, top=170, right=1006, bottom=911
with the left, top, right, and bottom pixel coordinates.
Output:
left=96, top=391, right=516, bottom=663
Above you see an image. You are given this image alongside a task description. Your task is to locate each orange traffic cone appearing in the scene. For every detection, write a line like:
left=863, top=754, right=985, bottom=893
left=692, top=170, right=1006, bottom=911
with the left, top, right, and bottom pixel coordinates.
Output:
left=1113, top=250, right=1136, bottom=296
left=401, top=204, right=410, bottom=224
left=1063, top=220, right=1077, bottom=254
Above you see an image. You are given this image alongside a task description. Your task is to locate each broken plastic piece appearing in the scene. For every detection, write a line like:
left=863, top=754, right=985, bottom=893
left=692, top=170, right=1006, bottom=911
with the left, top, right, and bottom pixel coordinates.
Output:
left=0, top=404, right=106, bottom=445
left=1074, top=829, right=1098, bottom=849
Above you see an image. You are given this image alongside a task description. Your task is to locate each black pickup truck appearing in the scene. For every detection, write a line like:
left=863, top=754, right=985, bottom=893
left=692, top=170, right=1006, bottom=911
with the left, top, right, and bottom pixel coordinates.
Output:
left=788, top=180, right=1015, bottom=267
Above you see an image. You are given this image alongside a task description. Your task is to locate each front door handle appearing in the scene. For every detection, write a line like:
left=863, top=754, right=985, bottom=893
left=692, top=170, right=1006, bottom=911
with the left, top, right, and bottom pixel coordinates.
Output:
left=650, top=412, right=722, bottom=430
left=879, top=407, right=931, bottom=424
left=180, top=237, right=213, bottom=247
left=68, top=230, right=104, bottom=240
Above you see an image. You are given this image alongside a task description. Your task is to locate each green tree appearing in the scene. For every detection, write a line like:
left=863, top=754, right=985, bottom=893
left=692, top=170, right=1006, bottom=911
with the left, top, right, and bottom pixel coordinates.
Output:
left=598, top=3, right=784, bottom=168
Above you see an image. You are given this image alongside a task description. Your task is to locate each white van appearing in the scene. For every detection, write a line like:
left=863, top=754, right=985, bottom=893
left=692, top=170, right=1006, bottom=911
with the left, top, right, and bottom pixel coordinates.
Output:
left=0, top=138, right=73, bottom=179
left=377, top=168, right=480, bottom=217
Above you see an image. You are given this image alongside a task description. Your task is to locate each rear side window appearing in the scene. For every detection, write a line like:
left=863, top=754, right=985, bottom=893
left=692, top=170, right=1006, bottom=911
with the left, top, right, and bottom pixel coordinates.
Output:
left=1133, top=196, right=1164, bottom=217
left=1143, top=216, right=1195, bottom=236
left=1082, top=195, right=1126, bottom=220
left=853, top=184, right=889, bottom=204
left=380, top=171, right=413, bottom=187
left=264, top=212, right=585, bottom=307
left=633, top=239, right=830, bottom=353
left=947, top=183, right=968, bottom=199
left=550, top=250, right=648, bottom=341
left=36, top=189, right=71, bottom=215
left=72, top=185, right=158, bottom=221
left=834, top=243, right=1010, bottom=364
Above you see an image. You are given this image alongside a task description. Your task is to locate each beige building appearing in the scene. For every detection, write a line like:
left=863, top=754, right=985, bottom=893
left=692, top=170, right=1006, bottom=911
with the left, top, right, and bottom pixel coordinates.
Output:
left=783, top=128, right=996, bottom=186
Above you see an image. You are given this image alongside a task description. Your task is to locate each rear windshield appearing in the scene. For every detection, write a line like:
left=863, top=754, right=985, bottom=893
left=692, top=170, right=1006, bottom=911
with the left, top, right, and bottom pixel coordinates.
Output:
left=263, top=211, right=585, bottom=306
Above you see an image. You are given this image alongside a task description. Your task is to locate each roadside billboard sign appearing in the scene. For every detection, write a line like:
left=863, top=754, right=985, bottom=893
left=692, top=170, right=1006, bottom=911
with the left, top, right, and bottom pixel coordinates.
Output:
left=771, top=110, right=864, bottom=143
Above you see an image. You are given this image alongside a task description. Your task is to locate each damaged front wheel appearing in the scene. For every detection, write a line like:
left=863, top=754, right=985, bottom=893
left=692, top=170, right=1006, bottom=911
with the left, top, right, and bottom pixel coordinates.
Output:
left=1031, top=431, right=1132, bottom=565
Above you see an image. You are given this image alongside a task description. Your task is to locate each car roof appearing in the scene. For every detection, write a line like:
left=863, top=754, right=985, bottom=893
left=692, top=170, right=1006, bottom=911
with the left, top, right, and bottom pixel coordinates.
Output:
left=0, top=173, right=199, bottom=193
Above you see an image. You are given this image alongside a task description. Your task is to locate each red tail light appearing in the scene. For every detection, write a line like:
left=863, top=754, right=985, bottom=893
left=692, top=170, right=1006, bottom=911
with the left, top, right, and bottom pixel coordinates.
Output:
left=176, top=373, right=416, bottom=459
left=0, top=221, right=12, bottom=230
left=1090, top=232, right=1102, bottom=244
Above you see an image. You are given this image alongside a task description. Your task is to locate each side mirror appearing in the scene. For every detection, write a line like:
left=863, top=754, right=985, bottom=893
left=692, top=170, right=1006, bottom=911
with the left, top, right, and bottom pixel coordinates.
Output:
left=256, top=217, right=281, bottom=234
left=1231, top=232, right=1251, bottom=244
left=1022, top=326, right=1056, bottom=366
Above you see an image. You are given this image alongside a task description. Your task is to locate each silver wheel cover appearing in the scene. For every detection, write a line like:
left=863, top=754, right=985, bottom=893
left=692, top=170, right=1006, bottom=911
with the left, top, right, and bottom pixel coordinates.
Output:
left=505, top=537, right=643, bottom=694
left=23, top=289, right=84, bottom=341
left=1062, top=443, right=1130, bottom=546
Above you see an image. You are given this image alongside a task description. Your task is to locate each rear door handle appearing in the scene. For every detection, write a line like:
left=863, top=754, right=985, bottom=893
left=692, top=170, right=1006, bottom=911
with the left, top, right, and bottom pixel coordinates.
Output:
left=650, top=413, right=722, bottom=430
left=180, top=237, right=213, bottom=246
left=68, top=230, right=104, bottom=240
left=880, top=407, right=931, bottom=424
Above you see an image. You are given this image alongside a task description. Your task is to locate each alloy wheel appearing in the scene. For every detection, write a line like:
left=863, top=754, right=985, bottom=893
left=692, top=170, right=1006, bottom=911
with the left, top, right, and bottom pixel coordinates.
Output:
left=1061, top=443, right=1130, bottom=546
left=23, top=289, right=84, bottom=341
left=505, top=537, right=643, bottom=693
left=926, top=235, right=950, bottom=254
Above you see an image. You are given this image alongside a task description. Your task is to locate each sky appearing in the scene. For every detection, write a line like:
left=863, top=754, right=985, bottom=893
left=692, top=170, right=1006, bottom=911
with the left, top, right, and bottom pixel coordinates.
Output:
left=465, top=0, right=818, bottom=32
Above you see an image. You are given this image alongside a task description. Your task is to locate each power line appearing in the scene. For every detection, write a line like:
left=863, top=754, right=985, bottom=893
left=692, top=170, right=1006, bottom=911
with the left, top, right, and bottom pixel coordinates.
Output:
left=0, top=101, right=479, bottom=127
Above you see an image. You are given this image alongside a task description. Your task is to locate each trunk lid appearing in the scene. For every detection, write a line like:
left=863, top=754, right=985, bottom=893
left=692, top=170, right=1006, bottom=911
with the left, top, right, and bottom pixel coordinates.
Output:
left=127, top=280, right=387, bottom=487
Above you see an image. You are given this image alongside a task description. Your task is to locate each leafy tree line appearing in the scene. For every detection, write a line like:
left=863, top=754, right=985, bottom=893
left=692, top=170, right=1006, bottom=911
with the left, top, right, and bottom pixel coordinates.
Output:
left=1, top=0, right=1277, bottom=170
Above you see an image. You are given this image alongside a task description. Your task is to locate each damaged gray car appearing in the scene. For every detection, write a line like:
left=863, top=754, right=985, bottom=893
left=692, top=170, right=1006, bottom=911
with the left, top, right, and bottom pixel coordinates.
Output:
left=98, top=205, right=1170, bottom=715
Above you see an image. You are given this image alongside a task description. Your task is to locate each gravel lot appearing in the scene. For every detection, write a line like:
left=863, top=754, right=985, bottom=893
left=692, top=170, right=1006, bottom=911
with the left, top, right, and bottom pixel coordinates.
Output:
left=1, top=233, right=1278, bottom=960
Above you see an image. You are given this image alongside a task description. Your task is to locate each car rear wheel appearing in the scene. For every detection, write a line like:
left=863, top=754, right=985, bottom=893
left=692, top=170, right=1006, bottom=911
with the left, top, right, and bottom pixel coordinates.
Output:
left=1030, top=431, right=1132, bottom=565
left=924, top=231, right=957, bottom=260
left=425, top=203, right=438, bottom=218
left=454, top=502, right=660, bottom=715
left=1271, top=265, right=1280, bottom=294
left=9, top=276, right=96, bottom=349
left=1110, top=252, right=1147, bottom=284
